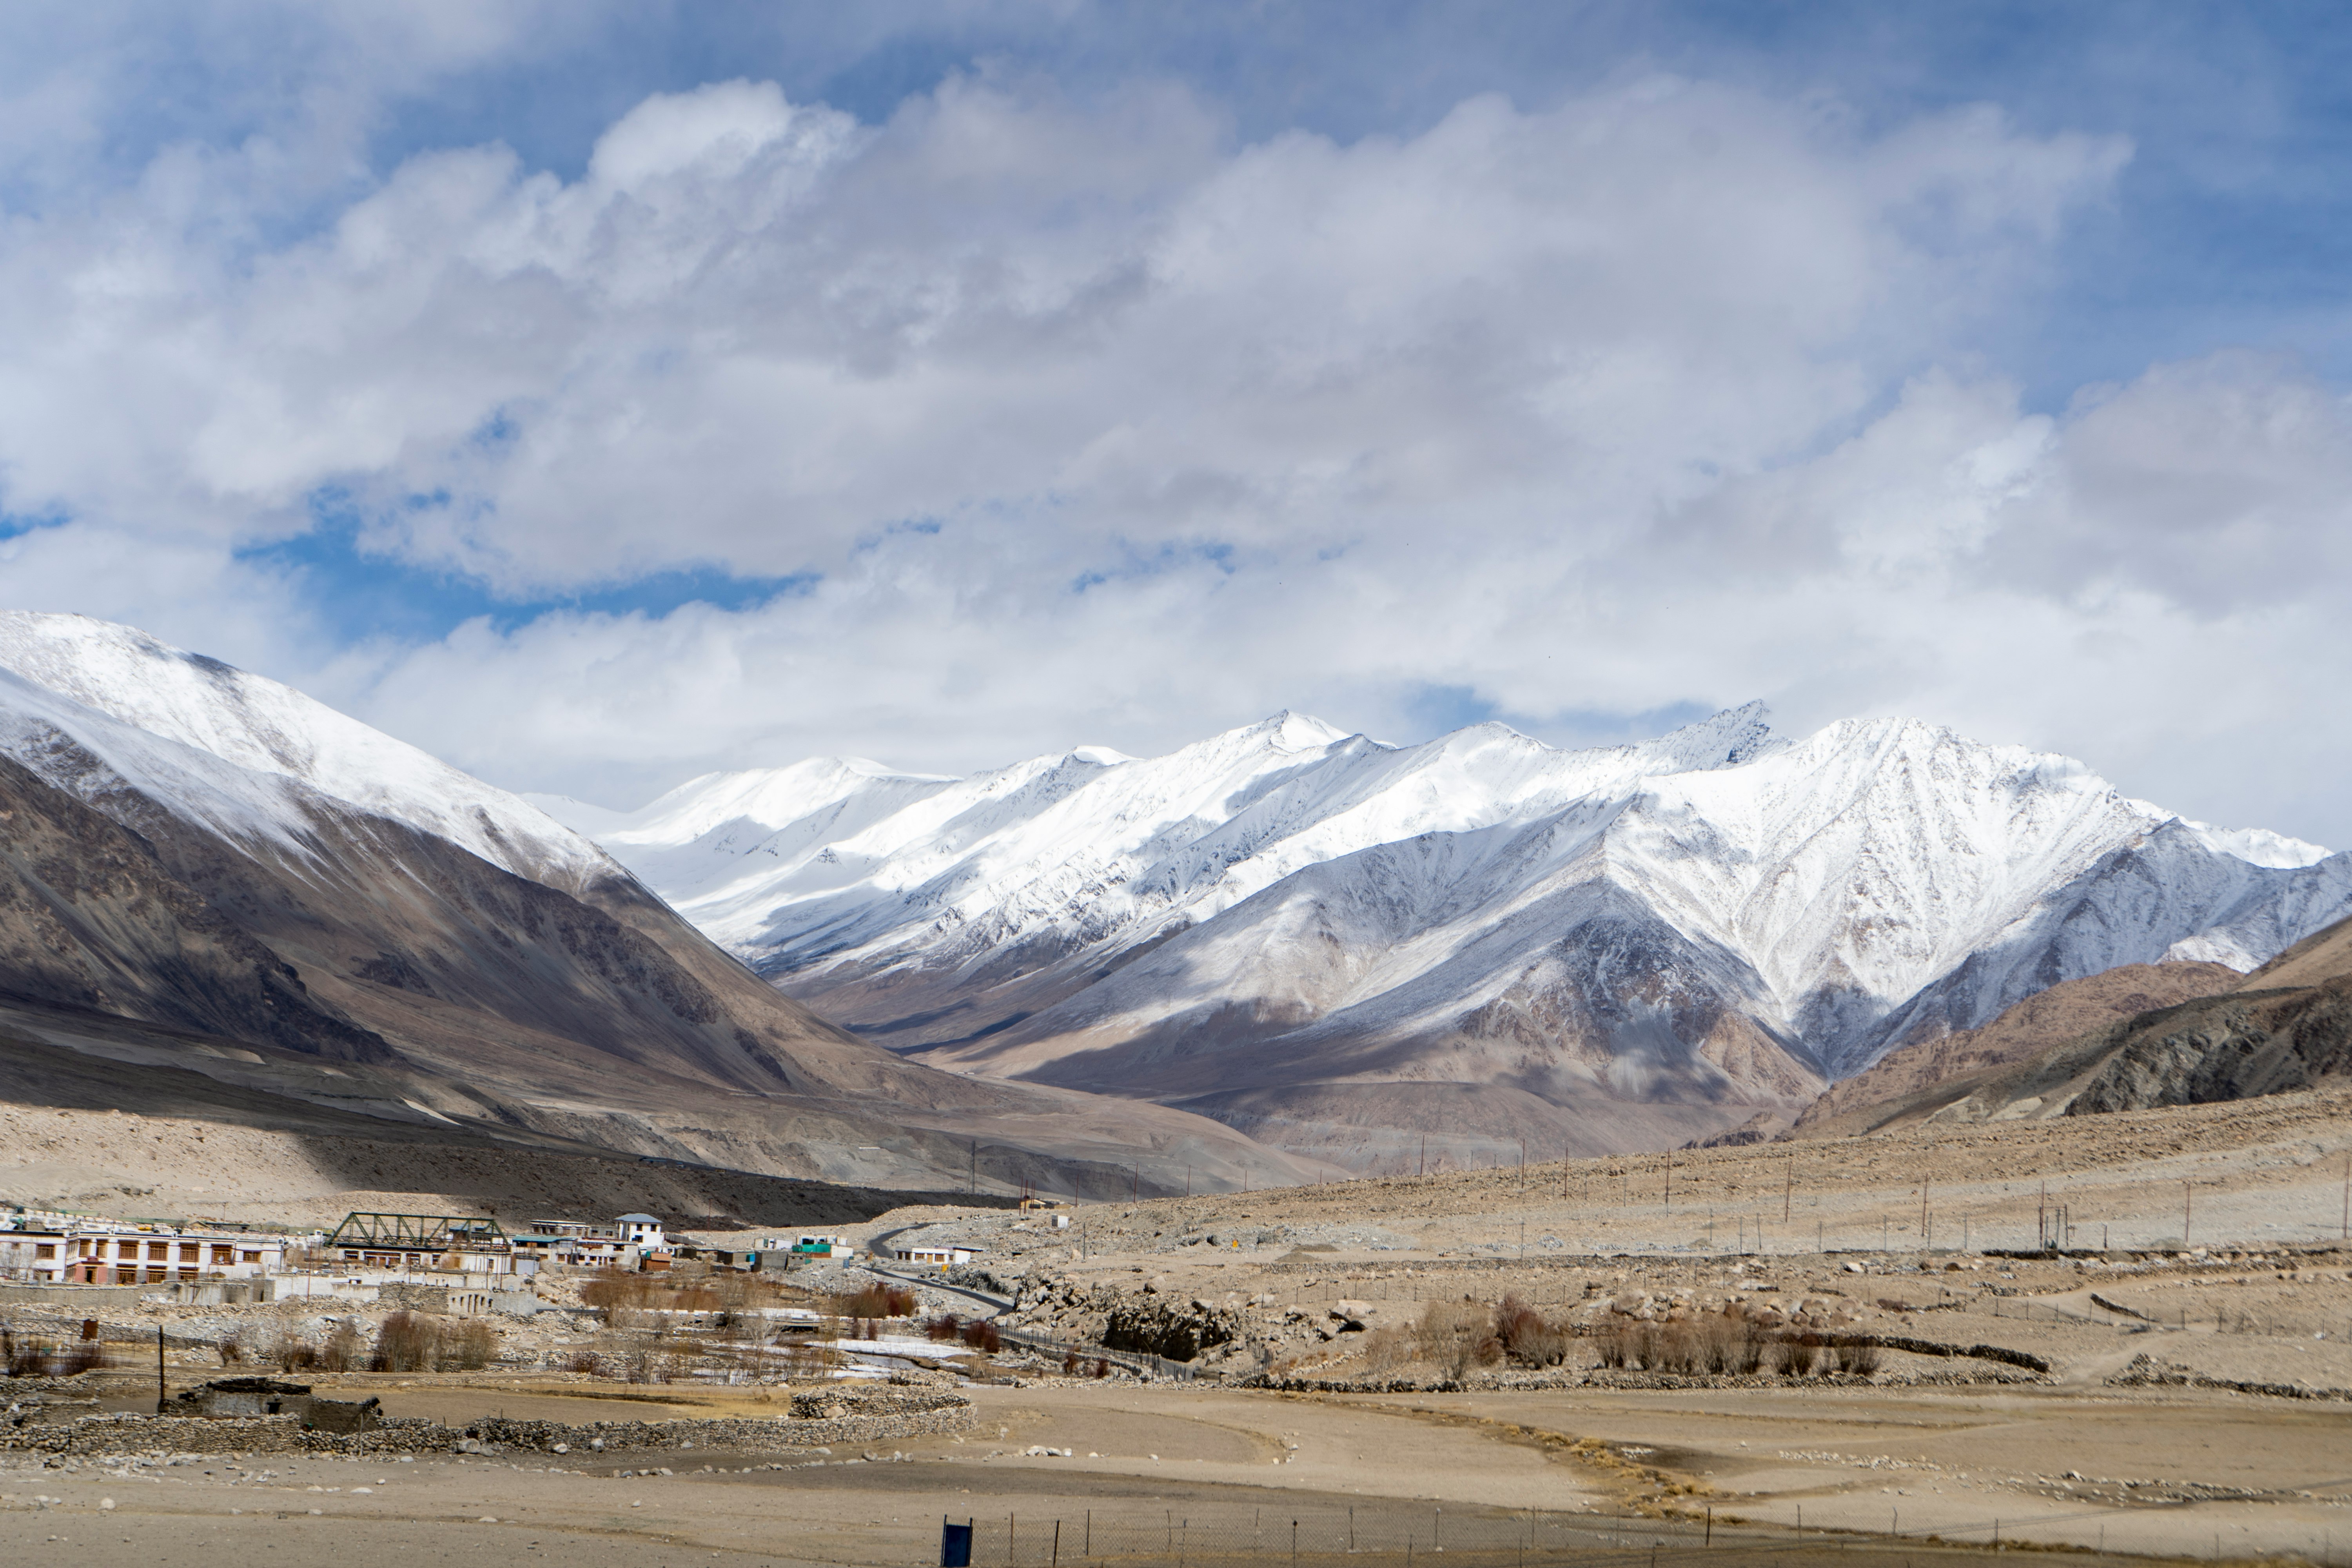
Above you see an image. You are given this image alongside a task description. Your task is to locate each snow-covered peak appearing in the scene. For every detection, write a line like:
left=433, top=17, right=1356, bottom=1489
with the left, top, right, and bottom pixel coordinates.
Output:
left=0, top=612, right=613, bottom=889
left=1641, top=700, right=1785, bottom=773
left=569, top=699, right=2349, bottom=1090
left=2174, top=818, right=2332, bottom=870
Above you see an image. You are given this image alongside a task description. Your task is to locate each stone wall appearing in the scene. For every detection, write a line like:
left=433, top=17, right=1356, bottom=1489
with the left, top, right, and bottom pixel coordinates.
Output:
left=0, top=1390, right=975, bottom=1457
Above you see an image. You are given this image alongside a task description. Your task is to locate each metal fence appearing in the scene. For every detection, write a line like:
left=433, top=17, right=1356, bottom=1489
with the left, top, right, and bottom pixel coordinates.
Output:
left=952, top=1505, right=1710, bottom=1568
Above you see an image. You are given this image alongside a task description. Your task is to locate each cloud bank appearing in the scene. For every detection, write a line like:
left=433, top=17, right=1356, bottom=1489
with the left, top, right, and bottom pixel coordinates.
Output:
left=2, top=25, right=2349, bottom=845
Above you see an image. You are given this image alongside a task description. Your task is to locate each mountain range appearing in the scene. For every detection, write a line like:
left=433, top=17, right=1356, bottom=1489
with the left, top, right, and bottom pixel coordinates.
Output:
left=542, top=706, right=2352, bottom=1170
left=0, top=613, right=1322, bottom=1203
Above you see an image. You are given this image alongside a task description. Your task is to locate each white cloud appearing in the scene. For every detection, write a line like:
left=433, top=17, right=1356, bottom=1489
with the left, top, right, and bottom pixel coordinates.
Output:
left=7, top=64, right=2352, bottom=846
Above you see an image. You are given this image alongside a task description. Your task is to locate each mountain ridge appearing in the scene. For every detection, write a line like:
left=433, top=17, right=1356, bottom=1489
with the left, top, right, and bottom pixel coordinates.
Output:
left=0, top=612, right=1325, bottom=1196
left=554, top=703, right=2352, bottom=1167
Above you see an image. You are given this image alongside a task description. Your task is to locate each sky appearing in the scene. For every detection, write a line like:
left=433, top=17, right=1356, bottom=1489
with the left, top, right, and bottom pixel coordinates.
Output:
left=4, top=1, right=2352, bottom=842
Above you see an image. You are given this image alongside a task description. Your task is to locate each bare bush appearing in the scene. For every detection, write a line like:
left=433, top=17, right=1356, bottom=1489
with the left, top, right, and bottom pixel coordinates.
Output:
left=269, top=1324, right=320, bottom=1372
left=1359, top=1325, right=1410, bottom=1373
left=372, top=1310, right=440, bottom=1373
left=1494, top=1294, right=1570, bottom=1367
left=835, top=1284, right=916, bottom=1319
left=445, top=1319, right=499, bottom=1371
left=1833, top=1341, right=1882, bottom=1376
left=318, top=1320, right=365, bottom=1373
left=216, top=1329, right=243, bottom=1367
left=960, top=1318, right=1002, bottom=1354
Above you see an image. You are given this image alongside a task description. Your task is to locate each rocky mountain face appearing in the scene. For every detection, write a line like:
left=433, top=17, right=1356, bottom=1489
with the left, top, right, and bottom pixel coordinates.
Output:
left=1789, top=916, right=2352, bottom=1132
left=550, top=706, right=2352, bottom=1168
left=1785, top=961, right=2242, bottom=1137
left=0, top=613, right=1321, bottom=1196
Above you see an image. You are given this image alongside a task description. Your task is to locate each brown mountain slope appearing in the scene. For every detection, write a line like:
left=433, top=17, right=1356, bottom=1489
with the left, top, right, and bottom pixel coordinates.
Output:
left=1791, top=914, right=2352, bottom=1134
left=0, top=731, right=1325, bottom=1197
left=1787, top=961, right=2239, bottom=1138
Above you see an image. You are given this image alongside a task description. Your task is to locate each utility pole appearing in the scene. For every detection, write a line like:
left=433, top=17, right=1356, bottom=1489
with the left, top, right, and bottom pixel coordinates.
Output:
left=1419, top=1135, right=1426, bottom=1179
left=1784, top=1158, right=1792, bottom=1223
left=970, top=1139, right=977, bottom=1195
left=2184, top=1180, right=2192, bottom=1247
left=1663, top=1154, right=1671, bottom=1211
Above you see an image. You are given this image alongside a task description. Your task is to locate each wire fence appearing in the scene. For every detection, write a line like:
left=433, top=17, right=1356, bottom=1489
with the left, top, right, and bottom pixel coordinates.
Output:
left=954, top=1505, right=1708, bottom=1568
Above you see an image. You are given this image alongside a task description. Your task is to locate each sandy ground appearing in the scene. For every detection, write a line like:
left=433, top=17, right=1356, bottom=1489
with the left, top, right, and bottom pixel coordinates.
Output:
left=9, top=1080, right=2352, bottom=1564
left=6, top=1376, right=2348, bottom=1565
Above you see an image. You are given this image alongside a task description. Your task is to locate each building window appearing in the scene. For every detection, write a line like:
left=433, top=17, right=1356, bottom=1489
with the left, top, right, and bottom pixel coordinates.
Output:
left=35, top=1245, right=55, bottom=1259
left=242, top=1251, right=261, bottom=1264
left=180, top=1243, right=199, bottom=1262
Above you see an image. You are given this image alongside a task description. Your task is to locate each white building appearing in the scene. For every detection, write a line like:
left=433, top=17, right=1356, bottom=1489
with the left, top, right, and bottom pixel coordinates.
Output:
left=892, top=1243, right=977, bottom=1267
left=0, top=1213, right=70, bottom=1283
left=56, top=1224, right=294, bottom=1285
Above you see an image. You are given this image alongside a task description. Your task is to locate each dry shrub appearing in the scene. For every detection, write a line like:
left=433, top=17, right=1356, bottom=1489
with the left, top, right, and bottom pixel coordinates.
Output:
left=835, top=1284, right=916, bottom=1319
left=925, top=1313, right=964, bottom=1342
left=1092, top=1357, right=1111, bottom=1379
left=216, top=1329, right=244, bottom=1367
left=1358, top=1325, right=1410, bottom=1374
left=1833, top=1341, right=1882, bottom=1376
left=1698, top=1315, right=1765, bottom=1375
left=563, top=1348, right=603, bottom=1375
left=1772, top=1336, right=1819, bottom=1376
left=1494, top=1295, right=1570, bottom=1367
left=318, top=1320, right=365, bottom=1373
left=445, top=1319, right=499, bottom=1371
left=960, top=1318, right=1002, bottom=1354
left=578, top=1274, right=657, bottom=1311
left=270, top=1324, right=321, bottom=1372
left=372, top=1310, right=441, bottom=1373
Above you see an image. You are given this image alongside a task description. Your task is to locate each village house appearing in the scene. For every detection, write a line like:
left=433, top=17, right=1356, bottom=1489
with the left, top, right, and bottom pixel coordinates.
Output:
left=510, top=1213, right=671, bottom=1270
left=47, top=1219, right=297, bottom=1285
left=0, top=1210, right=72, bottom=1283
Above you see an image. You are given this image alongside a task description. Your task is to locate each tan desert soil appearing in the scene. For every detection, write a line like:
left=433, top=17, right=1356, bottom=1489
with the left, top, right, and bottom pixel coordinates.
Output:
left=0, top=1102, right=981, bottom=1228
left=10, top=1083, right=2352, bottom=1566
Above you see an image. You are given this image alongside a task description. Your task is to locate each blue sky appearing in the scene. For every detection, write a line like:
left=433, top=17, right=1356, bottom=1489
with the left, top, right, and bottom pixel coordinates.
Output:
left=4, top=1, right=2352, bottom=840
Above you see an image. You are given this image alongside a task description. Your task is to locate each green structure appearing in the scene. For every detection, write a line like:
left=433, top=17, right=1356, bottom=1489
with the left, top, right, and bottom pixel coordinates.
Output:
left=323, top=1212, right=509, bottom=1251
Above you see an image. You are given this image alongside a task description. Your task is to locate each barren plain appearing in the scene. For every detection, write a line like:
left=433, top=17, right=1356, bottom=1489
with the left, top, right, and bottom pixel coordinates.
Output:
left=7, top=1087, right=2352, bottom=1566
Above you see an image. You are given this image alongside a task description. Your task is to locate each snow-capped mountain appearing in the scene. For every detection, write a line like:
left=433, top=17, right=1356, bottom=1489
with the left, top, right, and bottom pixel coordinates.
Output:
left=545, top=706, right=2352, bottom=1166
left=0, top=613, right=610, bottom=895
left=0, top=613, right=1317, bottom=1194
